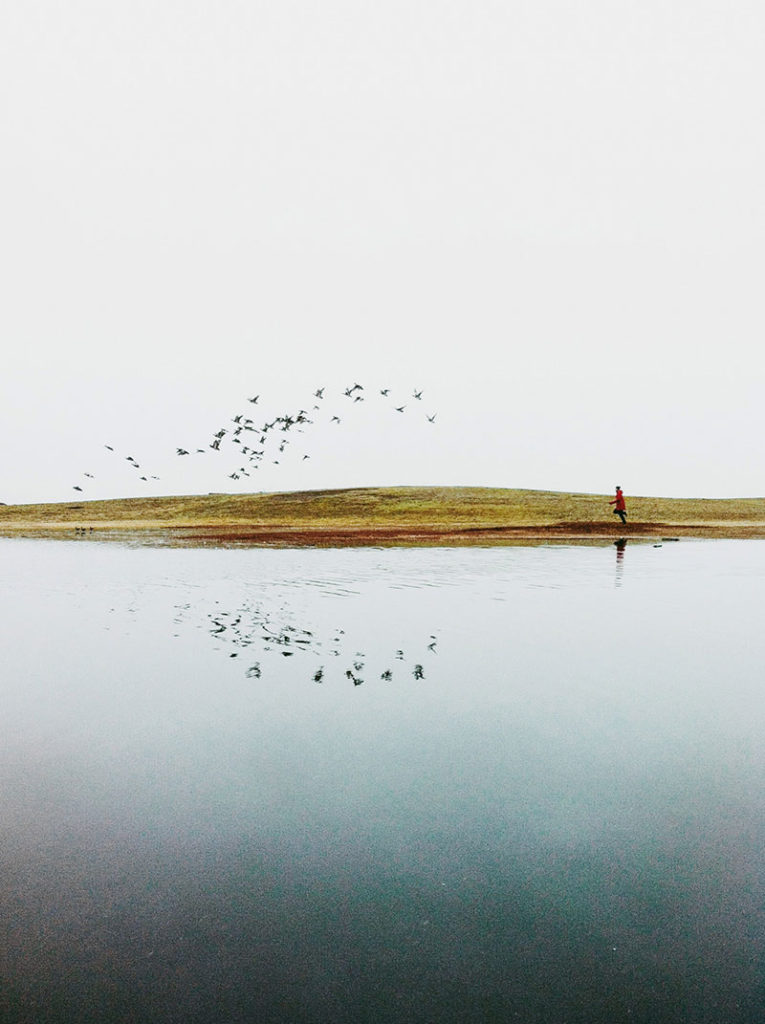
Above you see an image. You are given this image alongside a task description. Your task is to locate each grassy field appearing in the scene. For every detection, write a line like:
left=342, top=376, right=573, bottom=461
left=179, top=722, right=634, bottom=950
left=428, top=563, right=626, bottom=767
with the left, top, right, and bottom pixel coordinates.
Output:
left=1, top=486, right=765, bottom=545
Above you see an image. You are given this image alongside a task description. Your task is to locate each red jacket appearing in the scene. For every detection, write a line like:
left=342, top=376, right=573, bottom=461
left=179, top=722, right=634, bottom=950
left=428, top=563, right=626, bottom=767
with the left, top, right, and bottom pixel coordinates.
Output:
left=609, top=489, right=626, bottom=511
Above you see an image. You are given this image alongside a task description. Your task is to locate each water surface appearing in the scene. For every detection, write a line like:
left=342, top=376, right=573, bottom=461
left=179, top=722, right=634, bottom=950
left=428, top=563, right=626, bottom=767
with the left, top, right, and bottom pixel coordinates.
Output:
left=2, top=539, right=764, bottom=1023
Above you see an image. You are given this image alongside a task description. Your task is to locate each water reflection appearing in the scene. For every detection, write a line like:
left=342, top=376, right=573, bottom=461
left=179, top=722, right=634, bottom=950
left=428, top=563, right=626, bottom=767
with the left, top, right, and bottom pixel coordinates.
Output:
left=614, top=537, right=627, bottom=587
left=174, top=598, right=439, bottom=686
left=4, top=539, right=765, bottom=1024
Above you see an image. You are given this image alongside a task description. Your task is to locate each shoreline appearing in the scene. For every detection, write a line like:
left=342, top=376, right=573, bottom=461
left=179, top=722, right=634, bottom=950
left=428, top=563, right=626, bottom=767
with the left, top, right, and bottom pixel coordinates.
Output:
left=2, top=521, right=765, bottom=547
left=3, top=486, right=765, bottom=546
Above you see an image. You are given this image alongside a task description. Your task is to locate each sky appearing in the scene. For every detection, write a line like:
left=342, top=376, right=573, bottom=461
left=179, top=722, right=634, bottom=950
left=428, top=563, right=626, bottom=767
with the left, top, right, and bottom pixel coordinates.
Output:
left=1, top=0, right=763, bottom=504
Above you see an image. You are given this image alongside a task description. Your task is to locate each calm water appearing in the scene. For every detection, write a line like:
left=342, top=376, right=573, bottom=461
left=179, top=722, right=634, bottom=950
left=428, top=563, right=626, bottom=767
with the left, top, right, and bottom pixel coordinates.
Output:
left=2, top=538, right=765, bottom=1023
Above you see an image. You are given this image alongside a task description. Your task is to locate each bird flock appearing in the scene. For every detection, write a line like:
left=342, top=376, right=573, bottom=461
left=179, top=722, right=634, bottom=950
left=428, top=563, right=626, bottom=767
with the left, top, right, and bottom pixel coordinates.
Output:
left=73, top=382, right=437, bottom=493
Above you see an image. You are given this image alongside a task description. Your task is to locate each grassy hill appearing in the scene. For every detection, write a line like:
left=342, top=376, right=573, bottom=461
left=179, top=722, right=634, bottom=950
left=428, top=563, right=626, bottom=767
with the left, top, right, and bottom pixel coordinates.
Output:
left=1, top=486, right=765, bottom=544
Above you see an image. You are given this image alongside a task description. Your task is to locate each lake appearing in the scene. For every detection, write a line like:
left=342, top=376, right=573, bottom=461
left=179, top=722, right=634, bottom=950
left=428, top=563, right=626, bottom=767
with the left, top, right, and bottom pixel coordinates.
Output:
left=2, top=538, right=764, bottom=1023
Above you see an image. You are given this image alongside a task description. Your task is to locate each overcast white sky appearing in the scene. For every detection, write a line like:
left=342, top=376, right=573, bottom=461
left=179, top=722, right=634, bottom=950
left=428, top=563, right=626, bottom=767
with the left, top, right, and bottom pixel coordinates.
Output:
left=1, top=0, right=763, bottom=503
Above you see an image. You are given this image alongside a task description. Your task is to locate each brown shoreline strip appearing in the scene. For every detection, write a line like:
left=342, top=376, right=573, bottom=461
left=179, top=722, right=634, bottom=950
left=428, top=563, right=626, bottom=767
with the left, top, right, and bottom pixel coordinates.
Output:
left=3, top=521, right=765, bottom=547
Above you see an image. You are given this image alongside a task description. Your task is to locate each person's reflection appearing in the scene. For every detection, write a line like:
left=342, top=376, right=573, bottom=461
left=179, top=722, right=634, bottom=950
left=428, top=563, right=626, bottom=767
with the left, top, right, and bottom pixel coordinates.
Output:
left=614, top=538, right=627, bottom=586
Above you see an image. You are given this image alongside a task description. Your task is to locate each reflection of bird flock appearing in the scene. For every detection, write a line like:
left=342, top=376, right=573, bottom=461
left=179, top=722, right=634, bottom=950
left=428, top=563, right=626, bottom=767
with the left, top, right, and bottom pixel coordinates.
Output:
left=74, top=382, right=437, bottom=493
left=174, top=599, right=438, bottom=687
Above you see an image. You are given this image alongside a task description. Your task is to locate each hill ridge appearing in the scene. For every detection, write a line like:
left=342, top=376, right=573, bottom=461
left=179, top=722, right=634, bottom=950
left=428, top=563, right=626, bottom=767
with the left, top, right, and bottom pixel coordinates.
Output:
left=2, top=486, right=765, bottom=543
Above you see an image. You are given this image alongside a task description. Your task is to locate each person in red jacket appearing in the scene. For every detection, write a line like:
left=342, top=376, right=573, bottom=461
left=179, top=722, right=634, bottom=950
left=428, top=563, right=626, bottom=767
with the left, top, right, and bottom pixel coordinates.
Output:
left=609, top=486, right=627, bottom=525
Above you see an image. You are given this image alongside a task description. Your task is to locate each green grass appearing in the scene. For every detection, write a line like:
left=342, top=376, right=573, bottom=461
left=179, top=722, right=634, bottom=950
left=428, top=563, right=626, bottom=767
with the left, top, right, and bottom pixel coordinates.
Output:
left=1, top=486, right=765, bottom=540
